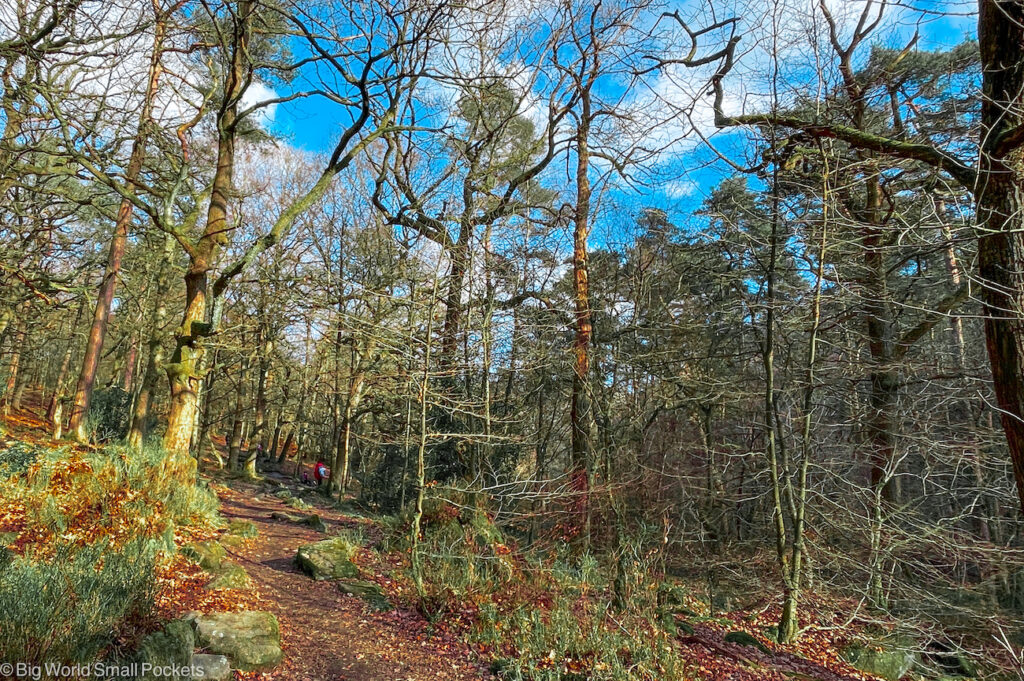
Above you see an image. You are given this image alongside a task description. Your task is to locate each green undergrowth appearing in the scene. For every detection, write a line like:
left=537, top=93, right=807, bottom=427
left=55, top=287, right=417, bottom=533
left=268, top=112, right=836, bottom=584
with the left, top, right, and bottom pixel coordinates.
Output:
left=380, top=495, right=687, bottom=681
left=0, top=539, right=158, bottom=664
left=0, top=436, right=221, bottom=665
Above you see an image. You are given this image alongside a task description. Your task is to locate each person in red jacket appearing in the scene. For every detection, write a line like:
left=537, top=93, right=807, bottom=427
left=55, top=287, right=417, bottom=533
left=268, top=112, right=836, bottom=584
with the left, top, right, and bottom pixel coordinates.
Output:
left=313, top=461, right=328, bottom=487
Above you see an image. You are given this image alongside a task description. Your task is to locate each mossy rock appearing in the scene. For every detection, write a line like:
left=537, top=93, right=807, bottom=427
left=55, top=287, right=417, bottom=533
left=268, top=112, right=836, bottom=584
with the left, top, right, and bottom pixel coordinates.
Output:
left=843, top=638, right=919, bottom=681
left=136, top=619, right=194, bottom=677
left=270, top=511, right=300, bottom=522
left=182, top=540, right=226, bottom=571
left=724, top=630, right=770, bottom=654
left=227, top=520, right=258, bottom=538
left=287, top=497, right=312, bottom=510
left=301, top=513, right=328, bottom=533
left=206, top=562, right=252, bottom=590
left=711, top=593, right=735, bottom=612
left=189, top=654, right=231, bottom=681
left=295, top=538, right=359, bottom=580
left=273, top=489, right=292, bottom=500
left=923, top=646, right=979, bottom=678
left=337, top=579, right=392, bottom=611
left=193, top=611, right=282, bottom=672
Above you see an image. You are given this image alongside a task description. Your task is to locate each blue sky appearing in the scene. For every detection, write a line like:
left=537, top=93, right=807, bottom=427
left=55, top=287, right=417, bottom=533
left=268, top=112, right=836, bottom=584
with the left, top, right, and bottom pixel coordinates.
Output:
left=258, top=0, right=979, bottom=245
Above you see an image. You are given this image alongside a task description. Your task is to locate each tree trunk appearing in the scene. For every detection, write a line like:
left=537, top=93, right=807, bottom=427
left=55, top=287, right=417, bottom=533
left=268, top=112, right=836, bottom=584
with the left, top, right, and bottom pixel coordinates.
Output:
left=48, top=299, right=86, bottom=432
left=253, top=329, right=271, bottom=451
left=128, top=234, right=175, bottom=449
left=976, top=0, right=1024, bottom=513
left=163, top=0, right=251, bottom=458
left=70, top=14, right=165, bottom=441
left=441, top=226, right=472, bottom=367
left=570, top=93, right=594, bottom=542
left=228, top=347, right=250, bottom=472
left=861, top=175, right=899, bottom=502
left=2, top=310, right=26, bottom=417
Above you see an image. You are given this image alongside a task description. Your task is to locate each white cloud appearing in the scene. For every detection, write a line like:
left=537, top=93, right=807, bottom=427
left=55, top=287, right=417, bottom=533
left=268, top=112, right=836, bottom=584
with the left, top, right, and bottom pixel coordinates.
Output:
left=240, top=81, right=279, bottom=128
left=665, top=179, right=699, bottom=198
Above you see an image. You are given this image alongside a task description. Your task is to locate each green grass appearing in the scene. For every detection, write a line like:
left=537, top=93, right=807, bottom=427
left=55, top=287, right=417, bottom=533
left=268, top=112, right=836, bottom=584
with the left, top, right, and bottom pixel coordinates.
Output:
left=0, top=436, right=222, bottom=665
left=0, top=538, right=158, bottom=664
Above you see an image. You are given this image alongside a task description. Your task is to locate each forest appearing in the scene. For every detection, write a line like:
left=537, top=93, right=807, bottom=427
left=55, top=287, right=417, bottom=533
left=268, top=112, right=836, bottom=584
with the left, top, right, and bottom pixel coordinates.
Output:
left=2, top=0, right=1024, bottom=679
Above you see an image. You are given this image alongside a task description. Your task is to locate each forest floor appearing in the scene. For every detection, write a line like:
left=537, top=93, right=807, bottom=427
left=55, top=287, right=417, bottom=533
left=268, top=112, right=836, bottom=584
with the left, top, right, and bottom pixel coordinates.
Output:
left=213, top=475, right=488, bottom=681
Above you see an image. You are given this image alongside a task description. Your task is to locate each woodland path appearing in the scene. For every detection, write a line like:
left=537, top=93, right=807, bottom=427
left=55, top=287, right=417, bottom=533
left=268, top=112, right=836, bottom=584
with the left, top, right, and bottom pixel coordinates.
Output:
left=215, top=476, right=489, bottom=681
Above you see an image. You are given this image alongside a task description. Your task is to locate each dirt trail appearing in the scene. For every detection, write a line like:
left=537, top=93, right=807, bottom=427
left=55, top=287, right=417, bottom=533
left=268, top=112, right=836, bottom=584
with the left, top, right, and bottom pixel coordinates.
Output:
left=215, top=478, right=487, bottom=681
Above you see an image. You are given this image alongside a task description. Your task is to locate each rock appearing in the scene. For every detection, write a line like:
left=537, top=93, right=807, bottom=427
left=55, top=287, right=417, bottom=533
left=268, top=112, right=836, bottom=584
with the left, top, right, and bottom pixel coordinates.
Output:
left=711, top=593, right=734, bottom=612
left=924, top=643, right=979, bottom=678
left=193, top=611, right=283, bottom=672
left=336, top=579, right=392, bottom=611
left=273, top=489, right=293, bottom=500
left=205, top=562, right=252, bottom=590
left=295, top=538, right=359, bottom=580
left=843, top=638, right=919, bottom=681
left=270, top=511, right=300, bottom=522
left=724, top=630, right=770, bottom=654
left=287, top=496, right=311, bottom=510
left=227, top=520, right=259, bottom=538
left=189, top=654, right=231, bottom=681
left=135, top=619, right=194, bottom=677
left=301, top=513, right=328, bottom=533
left=182, top=540, right=226, bottom=571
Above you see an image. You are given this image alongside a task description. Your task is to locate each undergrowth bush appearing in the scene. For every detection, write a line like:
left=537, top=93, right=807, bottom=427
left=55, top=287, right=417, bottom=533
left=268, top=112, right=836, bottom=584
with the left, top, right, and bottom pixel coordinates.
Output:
left=0, top=538, right=158, bottom=664
left=1, top=442, right=219, bottom=550
left=85, top=387, right=132, bottom=442
left=334, top=526, right=367, bottom=548
left=394, top=494, right=684, bottom=680
left=0, top=440, right=46, bottom=476
left=476, top=597, right=684, bottom=681
left=409, top=496, right=516, bottom=615
left=0, top=437, right=220, bottom=665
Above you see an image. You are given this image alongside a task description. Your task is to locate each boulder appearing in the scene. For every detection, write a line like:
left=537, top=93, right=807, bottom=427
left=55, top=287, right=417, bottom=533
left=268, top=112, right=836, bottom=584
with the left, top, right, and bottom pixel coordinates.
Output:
left=182, top=540, right=226, bottom=571
left=924, top=643, right=979, bottom=678
left=270, top=511, right=300, bottom=522
left=135, top=619, right=194, bottom=677
left=227, top=520, right=259, bottom=538
left=205, top=562, right=252, bottom=590
left=301, top=513, right=328, bottom=533
left=189, top=654, right=231, bottom=681
left=843, top=638, right=919, bottom=681
left=711, top=593, right=734, bottom=612
left=723, top=630, right=770, bottom=654
left=295, top=538, right=359, bottom=580
left=193, top=611, right=282, bottom=672
left=287, top=496, right=311, bottom=510
left=337, top=579, right=392, bottom=611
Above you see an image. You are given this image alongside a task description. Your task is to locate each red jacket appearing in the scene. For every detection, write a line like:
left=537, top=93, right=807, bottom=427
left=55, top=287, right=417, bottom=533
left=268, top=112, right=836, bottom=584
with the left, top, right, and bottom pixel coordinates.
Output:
left=313, top=462, right=327, bottom=482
